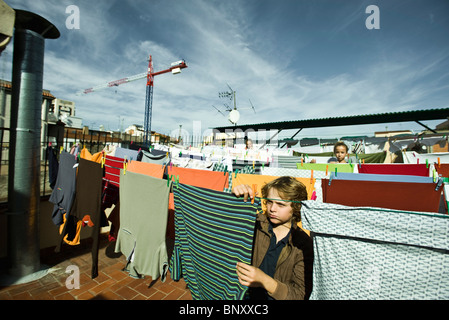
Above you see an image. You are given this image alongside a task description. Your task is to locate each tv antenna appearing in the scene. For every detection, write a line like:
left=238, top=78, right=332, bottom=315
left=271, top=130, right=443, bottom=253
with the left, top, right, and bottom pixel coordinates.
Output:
left=213, top=83, right=256, bottom=125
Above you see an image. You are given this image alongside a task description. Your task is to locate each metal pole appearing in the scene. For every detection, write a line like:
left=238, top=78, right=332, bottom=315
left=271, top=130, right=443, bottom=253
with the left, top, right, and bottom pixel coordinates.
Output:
left=7, top=10, right=59, bottom=277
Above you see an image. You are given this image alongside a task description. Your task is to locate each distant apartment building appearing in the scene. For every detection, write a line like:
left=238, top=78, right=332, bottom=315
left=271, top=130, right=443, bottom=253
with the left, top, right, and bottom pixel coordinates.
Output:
left=0, top=79, right=83, bottom=161
left=49, top=98, right=83, bottom=128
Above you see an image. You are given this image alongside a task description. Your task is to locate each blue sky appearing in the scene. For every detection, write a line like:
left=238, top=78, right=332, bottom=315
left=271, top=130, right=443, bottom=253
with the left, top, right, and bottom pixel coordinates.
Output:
left=2, top=0, right=449, bottom=141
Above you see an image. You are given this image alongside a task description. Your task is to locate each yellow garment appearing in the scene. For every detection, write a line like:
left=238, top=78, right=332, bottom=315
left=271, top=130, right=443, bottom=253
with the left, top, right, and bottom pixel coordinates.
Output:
left=232, top=173, right=314, bottom=236
left=232, top=173, right=315, bottom=200
left=59, top=214, right=82, bottom=246
left=80, top=147, right=104, bottom=163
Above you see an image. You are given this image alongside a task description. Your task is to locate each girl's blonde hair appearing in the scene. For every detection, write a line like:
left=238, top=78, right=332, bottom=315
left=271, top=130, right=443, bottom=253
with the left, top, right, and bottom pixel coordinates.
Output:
left=261, top=176, right=308, bottom=223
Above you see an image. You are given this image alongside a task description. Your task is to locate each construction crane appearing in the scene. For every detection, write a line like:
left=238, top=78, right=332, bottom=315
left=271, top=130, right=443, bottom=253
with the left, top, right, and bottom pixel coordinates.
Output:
left=77, top=55, right=187, bottom=146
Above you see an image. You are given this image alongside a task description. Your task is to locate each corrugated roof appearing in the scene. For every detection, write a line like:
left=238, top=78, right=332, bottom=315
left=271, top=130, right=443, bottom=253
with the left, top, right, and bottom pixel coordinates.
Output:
left=213, top=108, right=449, bottom=132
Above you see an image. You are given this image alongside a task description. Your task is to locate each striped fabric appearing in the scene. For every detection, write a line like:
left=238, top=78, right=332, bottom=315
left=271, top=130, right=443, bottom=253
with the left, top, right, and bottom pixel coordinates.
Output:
left=169, top=183, right=260, bottom=300
left=103, top=155, right=125, bottom=187
left=102, top=155, right=125, bottom=209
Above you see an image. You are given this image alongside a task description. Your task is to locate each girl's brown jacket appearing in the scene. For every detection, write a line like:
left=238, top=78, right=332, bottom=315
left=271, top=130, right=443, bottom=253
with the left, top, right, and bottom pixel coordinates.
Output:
left=251, top=213, right=314, bottom=300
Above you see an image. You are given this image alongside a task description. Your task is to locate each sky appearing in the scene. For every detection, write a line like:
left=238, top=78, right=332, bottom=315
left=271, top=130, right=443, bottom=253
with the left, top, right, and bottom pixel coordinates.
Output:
left=1, top=0, right=449, bottom=142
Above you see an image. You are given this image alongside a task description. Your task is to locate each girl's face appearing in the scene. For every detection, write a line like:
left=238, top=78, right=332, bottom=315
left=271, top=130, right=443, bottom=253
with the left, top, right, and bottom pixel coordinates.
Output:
left=265, top=188, right=293, bottom=227
left=334, top=145, right=348, bottom=163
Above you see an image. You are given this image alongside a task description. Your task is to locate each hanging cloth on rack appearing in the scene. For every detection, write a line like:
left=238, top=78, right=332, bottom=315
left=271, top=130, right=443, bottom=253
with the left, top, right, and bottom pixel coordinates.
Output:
left=301, top=200, right=449, bottom=300
left=55, top=158, right=105, bottom=279
left=49, top=151, right=77, bottom=226
left=115, top=171, right=171, bottom=281
left=170, top=183, right=260, bottom=300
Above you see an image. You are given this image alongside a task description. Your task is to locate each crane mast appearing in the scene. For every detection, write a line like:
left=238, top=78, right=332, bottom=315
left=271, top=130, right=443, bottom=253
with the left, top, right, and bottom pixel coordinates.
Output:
left=77, top=54, right=187, bottom=147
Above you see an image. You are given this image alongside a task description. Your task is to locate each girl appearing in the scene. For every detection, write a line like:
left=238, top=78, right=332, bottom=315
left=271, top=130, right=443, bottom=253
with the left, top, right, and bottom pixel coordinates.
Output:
left=233, top=176, right=313, bottom=300
left=328, top=141, right=349, bottom=163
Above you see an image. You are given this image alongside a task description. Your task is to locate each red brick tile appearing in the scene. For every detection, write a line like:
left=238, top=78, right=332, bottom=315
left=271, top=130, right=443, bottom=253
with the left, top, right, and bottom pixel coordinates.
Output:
left=48, top=285, right=71, bottom=297
left=115, top=286, right=139, bottom=300
left=156, top=283, right=176, bottom=294
left=163, top=288, right=187, bottom=300
left=75, top=290, right=95, bottom=300
left=132, top=281, right=157, bottom=298
left=0, top=291, right=12, bottom=300
left=89, top=278, right=116, bottom=296
left=148, top=290, right=167, bottom=300
left=11, top=291, right=33, bottom=300
left=0, top=235, right=192, bottom=302
left=178, top=291, right=193, bottom=300
left=54, top=292, right=76, bottom=300
left=92, top=289, right=124, bottom=300
left=131, top=293, right=147, bottom=300
left=92, top=272, right=111, bottom=284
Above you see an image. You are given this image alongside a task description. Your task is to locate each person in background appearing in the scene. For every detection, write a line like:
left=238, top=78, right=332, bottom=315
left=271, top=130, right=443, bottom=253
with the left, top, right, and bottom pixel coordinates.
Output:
left=327, top=141, right=349, bottom=163
left=245, top=138, right=253, bottom=150
left=233, top=176, right=313, bottom=300
left=309, top=141, right=348, bottom=164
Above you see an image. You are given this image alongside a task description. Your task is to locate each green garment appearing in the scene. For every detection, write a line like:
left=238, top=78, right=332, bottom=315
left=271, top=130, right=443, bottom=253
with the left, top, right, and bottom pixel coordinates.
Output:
left=296, top=162, right=355, bottom=173
left=115, top=170, right=171, bottom=281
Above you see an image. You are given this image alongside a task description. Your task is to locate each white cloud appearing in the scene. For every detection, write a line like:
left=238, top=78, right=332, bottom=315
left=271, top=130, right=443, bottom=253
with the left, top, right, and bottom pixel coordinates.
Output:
left=2, top=0, right=448, bottom=140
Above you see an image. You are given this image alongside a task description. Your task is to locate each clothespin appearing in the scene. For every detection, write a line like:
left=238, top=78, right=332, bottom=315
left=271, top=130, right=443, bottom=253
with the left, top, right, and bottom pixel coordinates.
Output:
left=235, top=169, right=239, bottom=178
left=301, top=158, right=303, bottom=166
left=123, top=161, right=128, bottom=175
left=224, top=165, right=228, bottom=175
left=60, top=146, right=63, bottom=154
left=433, top=169, right=437, bottom=183
left=335, top=168, right=337, bottom=177
left=326, top=165, right=329, bottom=176
left=438, top=157, right=441, bottom=166
left=362, top=159, right=365, bottom=164
left=252, top=160, right=255, bottom=169
left=101, top=155, right=106, bottom=168
left=251, top=184, right=257, bottom=204
left=167, top=174, right=172, bottom=187
left=310, top=170, right=314, bottom=184
left=426, top=159, right=429, bottom=168
left=417, top=159, right=419, bottom=164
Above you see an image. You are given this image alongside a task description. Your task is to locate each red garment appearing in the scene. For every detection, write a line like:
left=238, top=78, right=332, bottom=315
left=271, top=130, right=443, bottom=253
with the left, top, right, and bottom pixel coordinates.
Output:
left=435, top=163, right=449, bottom=178
left=358, top=164, right=430, bottom=177
left=321, top=179, right=442, bottom=213
left=103, top=155, right=125, bottom=187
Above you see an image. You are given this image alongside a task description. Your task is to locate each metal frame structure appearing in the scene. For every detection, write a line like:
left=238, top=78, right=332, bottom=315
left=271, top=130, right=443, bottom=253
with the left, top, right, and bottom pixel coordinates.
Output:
left=78, top=55, right=187, bottom=146
left=212, top=108, right=449, bottom=149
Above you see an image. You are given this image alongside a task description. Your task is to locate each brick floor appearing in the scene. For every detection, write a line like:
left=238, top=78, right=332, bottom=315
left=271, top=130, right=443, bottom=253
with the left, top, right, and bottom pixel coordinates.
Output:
left=0, top=234, right=192, bottom=301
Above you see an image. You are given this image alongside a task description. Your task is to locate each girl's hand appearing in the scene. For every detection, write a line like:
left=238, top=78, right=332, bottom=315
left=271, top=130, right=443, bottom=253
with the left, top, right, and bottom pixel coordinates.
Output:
left=232, top=184, right=258, bottom=202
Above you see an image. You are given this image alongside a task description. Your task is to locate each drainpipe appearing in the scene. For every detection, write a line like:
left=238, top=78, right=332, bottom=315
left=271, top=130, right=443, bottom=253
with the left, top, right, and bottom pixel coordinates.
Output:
left=7, top=10, right=59, bottom=277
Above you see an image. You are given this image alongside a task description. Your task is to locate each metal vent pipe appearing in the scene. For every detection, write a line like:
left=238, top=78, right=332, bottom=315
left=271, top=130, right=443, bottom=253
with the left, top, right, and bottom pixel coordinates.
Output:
left=7, top=10, right=59, bottom=277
